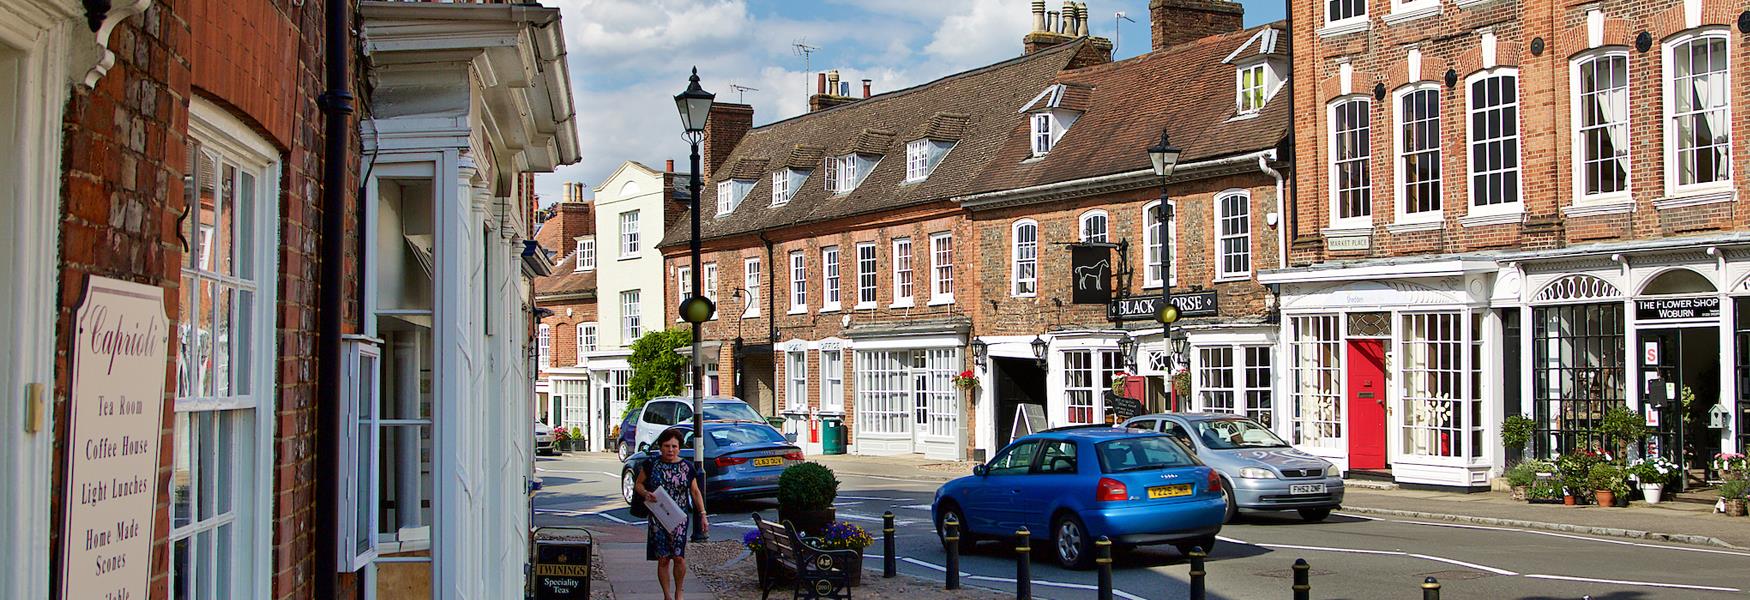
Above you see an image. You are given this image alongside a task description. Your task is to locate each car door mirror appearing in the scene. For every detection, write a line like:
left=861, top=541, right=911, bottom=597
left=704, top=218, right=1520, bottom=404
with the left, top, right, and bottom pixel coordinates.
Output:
left=973, top=464, right=988, bottom=477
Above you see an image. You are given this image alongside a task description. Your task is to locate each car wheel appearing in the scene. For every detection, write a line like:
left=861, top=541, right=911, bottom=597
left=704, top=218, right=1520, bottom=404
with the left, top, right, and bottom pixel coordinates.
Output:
left=935, top=502, right=980, bottom=550
left=621, top=468, right=637, bottom=505
left=1221, top=478, right=1238, bottom=523
left=617, top=444, right=631, bottom=462
left=1173, top=535, right=1217, bottom=557
left=1052, top=514, right=1094, bottom=570
left=1298, top=508, right=1332, bottom=522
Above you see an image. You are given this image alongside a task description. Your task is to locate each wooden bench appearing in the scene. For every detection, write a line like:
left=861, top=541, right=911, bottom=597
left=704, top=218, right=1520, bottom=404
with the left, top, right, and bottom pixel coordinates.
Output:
left=752, top=513, right=856, bottom=600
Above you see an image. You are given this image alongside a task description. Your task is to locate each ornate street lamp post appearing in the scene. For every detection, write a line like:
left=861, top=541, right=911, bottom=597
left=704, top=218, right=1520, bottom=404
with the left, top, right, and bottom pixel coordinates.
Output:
left=1146, top=129, right=1182, bottom=408
left=675, top=67, right=715, bottom=541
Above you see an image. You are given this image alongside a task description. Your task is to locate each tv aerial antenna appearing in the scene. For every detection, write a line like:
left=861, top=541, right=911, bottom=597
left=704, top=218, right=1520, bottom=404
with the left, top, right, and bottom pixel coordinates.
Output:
left=793, top=40, right=819, bottom=105
left=728, top=84, right=759, bottom=103
left=1114, top=11, right=1136, bottom=51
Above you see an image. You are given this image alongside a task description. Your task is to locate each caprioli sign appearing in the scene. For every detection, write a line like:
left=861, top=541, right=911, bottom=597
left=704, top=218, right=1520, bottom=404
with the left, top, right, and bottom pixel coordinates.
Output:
left=1635, top=295, right=1720, bottom=321
left=60, top=277, right=170, bottom=600
left=1107, top=291, right=1219, bottom=321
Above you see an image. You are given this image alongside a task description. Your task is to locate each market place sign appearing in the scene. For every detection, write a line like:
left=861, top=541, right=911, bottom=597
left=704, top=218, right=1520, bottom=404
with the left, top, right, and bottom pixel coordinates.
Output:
left=1635, top=296, right=1720, bottom=321
left=60, top=276, right=170, bottom=600
left=1107, top=291, right=1219, bottom=321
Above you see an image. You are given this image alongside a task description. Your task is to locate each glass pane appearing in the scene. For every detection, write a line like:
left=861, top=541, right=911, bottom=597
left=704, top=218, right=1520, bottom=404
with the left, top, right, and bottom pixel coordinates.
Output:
left=356, top=359, right=376, bottom=557
left=236, top=171, right=255, bottom=279
left=217, top=162, right=236, bottom=276
left=234, top=290, right=252, bottom=395
left=178, top=277, right=198, bottom=399
left=199, top=411, right=218, bottom=520
left=197, top=280, right=216, bottom=397
left=173, top=412, right=194, bottom=528
left=173, top=536, right=191, bottom=600
left=215, top=523, right=233, bottom=596
left=212, top=286, right=232, bottom=398
left=197, top=528, right=215, bottom=599
left=216, top=412, right=234, bottom=515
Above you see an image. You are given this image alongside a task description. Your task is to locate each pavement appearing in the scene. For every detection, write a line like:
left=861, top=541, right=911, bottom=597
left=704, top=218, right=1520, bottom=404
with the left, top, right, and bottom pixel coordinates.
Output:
left=537, top=452, right=1750, bottom=599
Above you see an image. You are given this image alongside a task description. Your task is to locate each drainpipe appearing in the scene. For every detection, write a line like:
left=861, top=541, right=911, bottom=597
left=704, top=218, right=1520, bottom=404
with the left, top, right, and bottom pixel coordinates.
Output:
left=759, top=231, right=776, bottom=345
left=1258, top=151, right=1286, bottom=271
left=315, top=0, right=353, bottom=594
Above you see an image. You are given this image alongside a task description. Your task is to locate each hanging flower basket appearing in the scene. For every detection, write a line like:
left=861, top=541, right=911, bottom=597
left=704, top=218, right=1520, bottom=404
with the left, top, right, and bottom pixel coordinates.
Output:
left=952, top=369, right=978, bottom=391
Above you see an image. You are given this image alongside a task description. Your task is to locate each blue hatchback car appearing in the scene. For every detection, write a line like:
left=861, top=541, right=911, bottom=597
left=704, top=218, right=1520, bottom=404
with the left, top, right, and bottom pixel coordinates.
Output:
left=620, top=422, right=804, bottom=505
left=933, top=426, right=1226, bottom=569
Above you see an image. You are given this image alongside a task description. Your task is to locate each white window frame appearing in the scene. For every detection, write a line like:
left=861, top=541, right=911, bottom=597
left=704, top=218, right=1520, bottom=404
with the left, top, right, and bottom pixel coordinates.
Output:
left=703, top=262, right=719, bottom=308
left=1192, top=345, right=1274, bottom=427
left=820, top=348, right=845, bottom=414
left=827, top=155, right=860, bottom=194
left=1390, top=0, right=1439, bottom=18
left=789, top=250, right=808, bottom=314
left=618, top=209, right=640, bottom=257
left=1569, top=49, right=1632, bottom=206
left=771, top=170, right=790, bottom=206
left=1324, top=0, right=1367, bottom=29
left=1062, top=349, right=1121, bottom=425
left=891, top=237, right=914, bottom=307
left=1465, top=68, right=1523, bottom=216
left=906, top=139, right=930, bottom=182
left=856, top=242, right=878, bottom=309
left=538, top=324, right=552, bottom=370
left=1142, top=201, right=1177, bottom=288
left=786, top=350, right=809, bottom=413
left=675, top=265, right=692, bottom=313
left=1237, top=62, right=1268, bottom=114
left=337, top=340, right=380, bottom=573
left=574, top=237, right=595, bottom=272
left=1662, top=28, right=1733, bottom=197
left=821, top=246, right=842, bottom=311
left=929, top=232, right=954, bottom=305
left=1394, top=84, right=1444, bottom=224
left=1078, top=209, right=1108, bottom=243
left=1215, top=190, right=1252, bottom=280
left=1328, top=96, right=1373, bottom=229
left=716, top=179, right=753, bottom=215
left=175, top=101, right=283, bottom=596
left=743, top=258, right=761, bottom=318
left=1030, top=113, right=1054, bottom=156
left=1290, top=315, right=1343, bottom=449
left=1012, top=220, right=1038, bottom=297
left=621, top=289, right=643, bottom=341
left=579, top=323, right=597, bottom=355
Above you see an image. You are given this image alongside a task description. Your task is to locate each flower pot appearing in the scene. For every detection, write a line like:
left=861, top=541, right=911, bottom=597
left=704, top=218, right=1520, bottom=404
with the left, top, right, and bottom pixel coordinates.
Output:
left=1594, top=489, right=1615, bottom=507
left=1510, top=486, right=1528, bottom=502
left=778, top=506, right=837, bottom=537
left=1640, top=483, right=1664, bottom=504
left=1726, top=499, right=1748, bottom=517
left=1563, top=495, right=1577, bottom=506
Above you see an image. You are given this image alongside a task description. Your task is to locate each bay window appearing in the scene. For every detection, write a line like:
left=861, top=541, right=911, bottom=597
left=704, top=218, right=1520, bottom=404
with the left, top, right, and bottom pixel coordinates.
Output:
left=1194, top=345, right=1273, bottom=426
left=1290, top=315, right=1343, bottom=449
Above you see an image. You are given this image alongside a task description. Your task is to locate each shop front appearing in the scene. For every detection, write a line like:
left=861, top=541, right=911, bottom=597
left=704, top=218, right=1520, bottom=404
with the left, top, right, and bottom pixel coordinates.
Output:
left=1265, top=259, right=1500, bottom=489
left=845, top=321, right=968, bottom=460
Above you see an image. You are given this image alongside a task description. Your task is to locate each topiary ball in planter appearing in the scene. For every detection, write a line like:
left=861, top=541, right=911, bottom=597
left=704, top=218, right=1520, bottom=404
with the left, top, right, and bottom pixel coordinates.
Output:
left=778, top=462, right=840, bottom=536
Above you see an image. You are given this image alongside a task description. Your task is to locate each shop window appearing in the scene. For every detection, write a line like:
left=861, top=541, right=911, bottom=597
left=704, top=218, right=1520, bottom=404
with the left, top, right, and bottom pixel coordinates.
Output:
left=855, top=350, right=910, bottom=434
left=1196, top=346, right=1273, bottom=427
left=1735, top=299, right=1750, bottom=457
left=1064, top=349, right=1122, bottom=425
left=1291, top=315, right=1343, bottom=448
left=1398, top=313, right=1472, bottom=459
left=1531, top=303, right=1626, bottom=458
left=786, top=351, right=808, bottom=412
left=922, top=348, right=960, bottom=438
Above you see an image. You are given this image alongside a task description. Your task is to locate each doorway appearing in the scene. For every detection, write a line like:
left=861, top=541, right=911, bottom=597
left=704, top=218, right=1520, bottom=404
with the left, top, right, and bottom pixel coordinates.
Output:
left=992, top=357, right=1046, bottom=447
left=1640, top=327, right=1722, bottom=485
left=1347, top=339, right=1388, bottom=470
left=740, top=352, right=776, bottom=416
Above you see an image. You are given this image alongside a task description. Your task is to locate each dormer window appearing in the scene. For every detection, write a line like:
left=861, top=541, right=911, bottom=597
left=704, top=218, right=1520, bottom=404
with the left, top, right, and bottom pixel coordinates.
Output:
left=771, top=168, right=808, bottom=206
left=824, top=154, right=873, bottom=195
left=905, top=139, right=952, bottom=182
left=716, top=179, right=753, bottom=215
left=574, top=236, right=595, bottom=272
left=1031, top=113, right=1054, bottom=155
left=1238, top=63, right=1267, bottom=113
left=1232, top=59, right=1285, bottom=115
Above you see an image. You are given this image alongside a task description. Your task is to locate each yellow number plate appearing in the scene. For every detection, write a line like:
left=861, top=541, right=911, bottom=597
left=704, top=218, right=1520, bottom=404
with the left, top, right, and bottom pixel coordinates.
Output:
left=1147, top=484, right=1193, bottom=499
left=753, top=457, right=784, bottom=467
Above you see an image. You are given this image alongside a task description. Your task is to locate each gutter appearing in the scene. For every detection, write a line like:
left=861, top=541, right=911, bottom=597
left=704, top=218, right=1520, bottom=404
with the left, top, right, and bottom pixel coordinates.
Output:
left=315, top=0, right=354, bottom=594
left=955, top=150, right=1275, bottom=209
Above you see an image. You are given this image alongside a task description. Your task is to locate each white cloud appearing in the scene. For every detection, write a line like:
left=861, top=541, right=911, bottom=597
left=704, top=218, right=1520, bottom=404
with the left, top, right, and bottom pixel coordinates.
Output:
left=923, top=0, right=1032, bottom=67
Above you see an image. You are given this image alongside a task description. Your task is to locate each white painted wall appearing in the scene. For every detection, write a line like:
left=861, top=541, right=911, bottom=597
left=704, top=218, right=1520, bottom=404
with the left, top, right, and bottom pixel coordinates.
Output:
left=592, top=163, right=671, bottom=352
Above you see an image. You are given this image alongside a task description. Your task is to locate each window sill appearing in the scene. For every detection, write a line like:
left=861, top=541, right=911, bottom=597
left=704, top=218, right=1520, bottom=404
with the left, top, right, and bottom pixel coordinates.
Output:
left=1318, top=18, right=1370, bottom=38
left=1382, top=4, right=1440, bottom=25
left=1562, top=200, right=1635, bottom=217
left=787, top=308, right=808, bottom=316
left=854, top=302, right=877, bottom=311
left=820, top=306, right=841, bottom=314
left=928, top=297, right=955, bottom=307
left=1385, top=220, right=1443, bottom=234
left=1214, top=275, right=1251, bottom=284
left=1321, top=225, right=1373, bottom=237
left=1226, top=112, right=1263, bottom=123
left=617, top=255, right=640, bottom=261
left=1454, top=0, right=1500, bottom=7
left=888, top=300, right=915, bottom=309
left=1459, top=210, right=1524, bottom=228
left=743, top=311, right=761, bottom=319
left=1654, top=189, right=1736, bottom=210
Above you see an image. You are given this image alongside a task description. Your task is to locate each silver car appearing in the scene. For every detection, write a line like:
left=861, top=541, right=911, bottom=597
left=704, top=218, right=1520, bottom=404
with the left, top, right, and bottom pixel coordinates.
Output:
left=1122, top=413, right=1343, bottom=522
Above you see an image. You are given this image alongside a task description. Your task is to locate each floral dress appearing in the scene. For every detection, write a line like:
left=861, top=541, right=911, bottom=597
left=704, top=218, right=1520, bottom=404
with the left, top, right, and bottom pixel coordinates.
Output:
left=644, top=458, right=697, bottom=560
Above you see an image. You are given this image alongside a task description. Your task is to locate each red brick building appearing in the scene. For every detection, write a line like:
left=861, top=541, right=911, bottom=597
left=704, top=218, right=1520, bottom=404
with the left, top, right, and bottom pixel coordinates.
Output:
left=1266, top=0, right=1750, bottom=489
left=534, top=184, right=599, bottom=444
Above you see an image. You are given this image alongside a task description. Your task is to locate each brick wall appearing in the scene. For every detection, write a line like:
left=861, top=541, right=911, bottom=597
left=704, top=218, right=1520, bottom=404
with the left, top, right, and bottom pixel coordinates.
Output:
left=539, top=298, right=600, bottom=376
left=1288, top=0, right=1750, bottom=267
left=1150, top=0, right=1246, bottom=51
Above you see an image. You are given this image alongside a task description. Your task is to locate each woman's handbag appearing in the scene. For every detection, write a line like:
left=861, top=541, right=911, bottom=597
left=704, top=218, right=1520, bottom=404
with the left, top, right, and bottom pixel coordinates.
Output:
left=629, top=463, right=652, bottom=518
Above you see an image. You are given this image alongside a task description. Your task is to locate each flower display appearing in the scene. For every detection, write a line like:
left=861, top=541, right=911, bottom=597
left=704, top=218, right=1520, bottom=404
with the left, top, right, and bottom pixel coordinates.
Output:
left=1626, top=455, right=1680, bottom=486
left=952, top=369, right=978, bottom=390
left=742, top=529, right=762, bottom=552
left=816, top=521, right=873, bottom=551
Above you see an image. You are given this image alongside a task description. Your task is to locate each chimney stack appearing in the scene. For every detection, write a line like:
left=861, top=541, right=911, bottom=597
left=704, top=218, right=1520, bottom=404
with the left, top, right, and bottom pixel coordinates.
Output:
left=1024, top=0, right=1080, bottom=54
left=862, top=79, right=872, bottom=98
left=1149, top=0, right=1243, bottom=51
left=1062, top=1, right=1076, bottom=34
left=702, top=102, right=754, bottom=182
left=809, top=71, right=860, bottom=112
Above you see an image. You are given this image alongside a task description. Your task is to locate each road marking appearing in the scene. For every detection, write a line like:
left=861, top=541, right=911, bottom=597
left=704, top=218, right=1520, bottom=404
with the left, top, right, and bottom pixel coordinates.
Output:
left=899, top=504, right=934, bottom=511
left=1214, top=535, right=1250, bottom=545
left=1522, top=574, right=1740, bottom=593
left=1385, top=518, right=1750, bottom=557
left=1332, top=511, right=1385, bottom=521
left=1406, top=553, right=1518, bottom=576
left=833, top=501, right=864, bottom=507
left=889, top=556, right=1145, bottom=600
left=1257, top=543, right=1403, bottom=556
left=838, top=495, right=910, bottom=501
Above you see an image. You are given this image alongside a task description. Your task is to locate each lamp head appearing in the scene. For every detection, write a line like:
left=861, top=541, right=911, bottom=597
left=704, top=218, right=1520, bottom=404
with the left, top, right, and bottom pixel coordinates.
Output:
left=1147, top=129, right=1182, bottom=178
left=674, top=67, right=716, bottom=135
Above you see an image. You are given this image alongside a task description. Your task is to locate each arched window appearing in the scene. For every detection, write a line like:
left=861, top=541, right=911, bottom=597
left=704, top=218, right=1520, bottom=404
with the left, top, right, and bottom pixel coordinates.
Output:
left=1079, top=210, right=1108, bottom=243
left=1012, top=219, right=1038, bottom=297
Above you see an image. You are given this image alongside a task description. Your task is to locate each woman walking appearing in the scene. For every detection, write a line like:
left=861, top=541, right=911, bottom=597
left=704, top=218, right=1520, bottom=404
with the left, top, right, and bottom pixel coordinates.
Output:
left=635, top=427, right=708, bottom=600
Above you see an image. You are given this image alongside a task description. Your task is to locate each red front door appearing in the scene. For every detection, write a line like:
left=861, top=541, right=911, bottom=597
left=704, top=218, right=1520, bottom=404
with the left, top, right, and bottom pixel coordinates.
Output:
left=1347, top=339, right=1388, bottom=470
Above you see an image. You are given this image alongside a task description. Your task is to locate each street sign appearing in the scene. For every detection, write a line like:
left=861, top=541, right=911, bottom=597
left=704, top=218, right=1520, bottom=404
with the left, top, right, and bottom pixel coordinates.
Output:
left=1070, top=244, right=1112, bottom=304
left=1107, top=291, right=1219, bottom=321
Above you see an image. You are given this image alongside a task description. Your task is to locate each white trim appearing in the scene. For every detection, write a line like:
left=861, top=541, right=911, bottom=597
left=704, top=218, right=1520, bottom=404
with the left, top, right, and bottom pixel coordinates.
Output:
left=1459, top=211, right=1525, bottom=228
left=1568, top=48, right=1634, bottom=207
left=1386, top=221, right=1444, bottom=234
left=1653, top=189, right=1736, bottom=210
left=1562, top=200, right=1636, bottom=217
left=1463, top=68, right=1523, bottom=217
left=891, top=237, right=914, bottom=306
left=1394, top=82, right=1444, bottom=225
left=1328, top=95, right=1374, bottom=230
left=929, top=232, right=955, bottom=305
left=1383, top=0, right=1440, bottom=25
left=1078, top=209, right=1109, bottom=243
left=788, top=249, right=807, bottom=314
left=743, top=257, right=761, bottom=318
left=1259, top=258, right=1498, bottom=285
left=1141, top=200, right=1176, bottom=288
left=856, top=242, right=879, bottom=308
left=1011, top=219, right=1039, bottom=297
left=1317, top=19, right=1369, bottom=38
left=1215, top=189, right=1252, bottom=280
left=820, top=245, right=841, bottom=312
left=1662, top=28, right=1734, bottom=198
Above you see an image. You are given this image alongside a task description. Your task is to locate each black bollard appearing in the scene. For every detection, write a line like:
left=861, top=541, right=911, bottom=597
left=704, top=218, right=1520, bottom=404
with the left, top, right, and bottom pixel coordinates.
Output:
left=944, top=515, right=961, bottom=590
left=1291, top=558, right=1310, bottom=600
left=1095, top=536, right=1114, bottom=600
left=1015, top=526, right=1032, bottom=600
left=1422, top=576, right=1441, bottom=600
left=1188, top=546, right=1206, bottom=600
left=884, top=511, right=897, bottom=578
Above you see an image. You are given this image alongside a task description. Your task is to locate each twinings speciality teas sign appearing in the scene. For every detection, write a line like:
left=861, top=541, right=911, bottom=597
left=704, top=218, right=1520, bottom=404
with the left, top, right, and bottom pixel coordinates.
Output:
left=60, top=276, right=170, bottom=600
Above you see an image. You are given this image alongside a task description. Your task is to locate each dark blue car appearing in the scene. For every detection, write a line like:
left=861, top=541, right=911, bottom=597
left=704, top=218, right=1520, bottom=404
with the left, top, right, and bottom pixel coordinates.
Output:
left=620, top=422, right=803, bottom=505
left=615, top=407, right=641, bottom=461
left=932, top=426, right=1226, bottom=569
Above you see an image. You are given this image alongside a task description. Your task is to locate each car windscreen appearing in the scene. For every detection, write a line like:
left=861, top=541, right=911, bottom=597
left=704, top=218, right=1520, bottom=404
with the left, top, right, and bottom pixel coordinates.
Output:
left=1191, top=419, right=1290, bottom=450
left=707, top=425, right=785, bottom=448
left=1096, top=436, right=1198, bottom=473
left=703, top=403, right=764, bottom=422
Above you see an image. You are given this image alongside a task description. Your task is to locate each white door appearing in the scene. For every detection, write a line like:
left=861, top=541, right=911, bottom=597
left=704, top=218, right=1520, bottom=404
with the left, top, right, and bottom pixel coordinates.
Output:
left=911, top=351, right=929, bottom=451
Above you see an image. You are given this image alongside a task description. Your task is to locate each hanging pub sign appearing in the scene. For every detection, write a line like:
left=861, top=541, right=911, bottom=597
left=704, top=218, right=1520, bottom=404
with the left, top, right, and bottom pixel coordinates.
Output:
left=1107, top=291, right=1220, bottom=321
left=1070, top=244, right=1113, bottom=304
left=59, top=276, right=170, bottom=600
left=1635, top=295, right=1720, bottom=321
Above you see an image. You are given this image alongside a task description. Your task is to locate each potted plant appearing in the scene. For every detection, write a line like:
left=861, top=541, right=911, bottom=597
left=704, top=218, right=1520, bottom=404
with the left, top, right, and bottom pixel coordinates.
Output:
left=1715, top=452, right=1748, bottom=482
left=570, top=427, right=585, bottom=451
left=1721, top=480, right=1749, bottom=517
left=1598, top=406, right=1646, bottom=458
left=1588, top=462, right=1628, bottom=507
left=778, top=462, right=840, bottom=536
left=1500, top=415, right=1535, bottom=465
left=1504, top=460, right=1549, bottom=502
left=551, top=428, right=570, bottom=453
left=1171, top=368, right=1191, bottom=400
left=1527, top=478, right=1564, bottom=504
left=816, top=521, right=874, bottom=586
left=1557, top=450, right=1604, bottom=505
left=1627, top=455, right=1679, bottom=504
left=952, top=369, right=978, bottom=392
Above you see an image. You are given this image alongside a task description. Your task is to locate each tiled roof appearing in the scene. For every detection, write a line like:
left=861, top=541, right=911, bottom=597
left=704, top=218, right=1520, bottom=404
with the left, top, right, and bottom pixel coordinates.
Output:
left=534, top=252, right=597, bottom=298
left=659, top=40, right=1093, bottom=247
left=915, top=112, right=971, bottom=142
left=963, top=23, right=1291, bottom=196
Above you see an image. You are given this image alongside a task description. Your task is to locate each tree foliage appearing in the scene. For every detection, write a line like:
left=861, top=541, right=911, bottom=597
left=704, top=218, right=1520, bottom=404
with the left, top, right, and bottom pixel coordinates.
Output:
left=626, top=327, right=693, bottom=415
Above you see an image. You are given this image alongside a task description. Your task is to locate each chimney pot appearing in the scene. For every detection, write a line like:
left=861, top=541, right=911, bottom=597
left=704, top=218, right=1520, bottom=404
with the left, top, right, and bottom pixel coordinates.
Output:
left=827, top=69, right=841, bottom=96
left=1063, top=1, right=1076, bottom=34
left=1031, top=0, right=1047, bottom=32
left=666, top=159, right=675, bottom=173
left=862, top=79, right=872, bottom=98
left=816, top=72, right=827, bottom=94
left=1077, top=3, right=1090, bottom=37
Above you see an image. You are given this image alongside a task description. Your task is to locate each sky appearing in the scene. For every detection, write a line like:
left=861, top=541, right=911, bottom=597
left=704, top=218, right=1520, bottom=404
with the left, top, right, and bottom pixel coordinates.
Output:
left=537, top=0, right=1285, bottom=206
